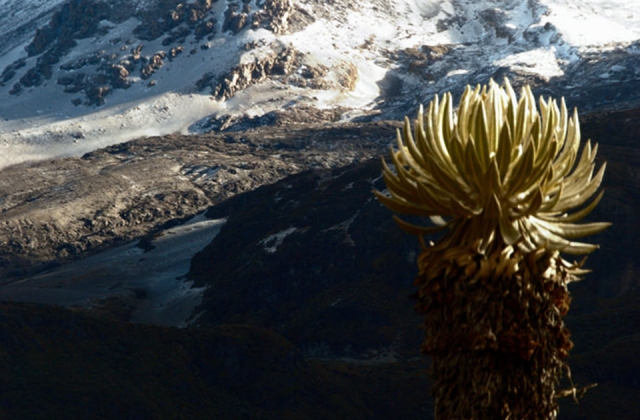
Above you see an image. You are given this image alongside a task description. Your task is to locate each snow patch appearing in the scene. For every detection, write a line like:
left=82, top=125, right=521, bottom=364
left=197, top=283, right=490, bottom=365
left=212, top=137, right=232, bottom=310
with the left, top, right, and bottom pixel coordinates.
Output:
left=538, top=0, right=640, bottom=46
left=259, top=227, right=297, bottom=254
left=493, top=48, right=565, bottom=79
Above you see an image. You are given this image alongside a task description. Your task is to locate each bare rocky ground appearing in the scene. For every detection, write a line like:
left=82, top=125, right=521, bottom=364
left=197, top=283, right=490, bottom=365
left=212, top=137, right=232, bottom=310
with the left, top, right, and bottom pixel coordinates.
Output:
left=0, top=116, right=398, bottom=281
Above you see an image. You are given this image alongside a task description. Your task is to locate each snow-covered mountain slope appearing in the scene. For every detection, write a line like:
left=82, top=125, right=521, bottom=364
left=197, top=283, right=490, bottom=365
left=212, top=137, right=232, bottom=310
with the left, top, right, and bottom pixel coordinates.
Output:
left=0, top=0, right=68, bottom=51
left=0, top=0, right=639, bottom=169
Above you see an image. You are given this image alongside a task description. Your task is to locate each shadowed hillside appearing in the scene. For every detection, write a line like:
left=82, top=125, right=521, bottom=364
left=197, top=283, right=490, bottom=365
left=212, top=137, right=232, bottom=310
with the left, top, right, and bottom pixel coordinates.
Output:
left=0, top=107, right=638, bottom=419
left=0, top=301, right=432, bottom=420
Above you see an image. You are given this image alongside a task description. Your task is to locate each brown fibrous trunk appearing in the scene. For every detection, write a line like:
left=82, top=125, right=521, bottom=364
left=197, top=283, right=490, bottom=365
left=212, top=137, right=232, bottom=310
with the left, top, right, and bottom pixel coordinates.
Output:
left=414, top=246, right=580, bottom=420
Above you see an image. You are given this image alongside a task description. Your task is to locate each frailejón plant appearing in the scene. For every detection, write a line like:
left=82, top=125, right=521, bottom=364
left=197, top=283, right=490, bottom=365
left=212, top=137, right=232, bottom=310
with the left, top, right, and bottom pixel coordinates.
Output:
left=375, top=78, right=609, bottom=419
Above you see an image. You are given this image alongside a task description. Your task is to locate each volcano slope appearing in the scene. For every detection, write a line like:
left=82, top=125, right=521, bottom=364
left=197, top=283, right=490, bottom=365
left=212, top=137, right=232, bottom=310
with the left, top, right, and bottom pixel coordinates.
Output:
left=0, top=108, right=638, bottom=419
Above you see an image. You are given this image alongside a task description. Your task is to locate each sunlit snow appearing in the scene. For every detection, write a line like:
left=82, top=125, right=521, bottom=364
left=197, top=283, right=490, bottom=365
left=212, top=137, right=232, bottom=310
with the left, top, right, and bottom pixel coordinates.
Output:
left=539, top=0, right=640, bottom=46
left=0, top=0, right=638, bottom=169
left=493, top=48, right=565, bottom=79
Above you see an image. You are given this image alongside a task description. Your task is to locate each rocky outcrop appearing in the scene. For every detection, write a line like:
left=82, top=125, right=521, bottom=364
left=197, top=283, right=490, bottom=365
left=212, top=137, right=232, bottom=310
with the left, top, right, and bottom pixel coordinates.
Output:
left=478, top=7, right=519, bottom=41
left=130, top=44, right=144, bottom=61
left=108, top=64, right=130, bottom=88
left=335, top=60, right=359, bottom=91
left=3, top=0, right=302, bottom=105
left=59, top=49, right=109, bottom=72
left=168, top=46, right=185, bottom=60
left=200, top=104, right=353, bottom=132
left=8, top=83, right=22, bottom=95
left=251, top=0, right=294, bottom=34
left=0, top=58, right=26, bottom=86
left=194, top=18, right=217, bottom=41
left=205, top=44, right=358, bottom=100
left=52, top=44, right=170, bottom=103
left=133, top=0, right=217, bottom=41
left=57, top=58, right=133, bottom=104
left=18, top=68, right=44, bottom=88
left=140, top=52, right=166, bottom=79
left=3, top=0, right=219, bottom=104
left=390, top=44, right=454, bottom=79
left=85, top=84, right=111, bottom=106
left=2, top=0, right=342, bottom=106
left=211, top=45, right=299, bottom=100
left=3, top=0, right=125, bottom=92
left=223, top=1, right=251, bottom=34
left=57, top=72, right=87, bottom=93
left=25, top=0, right=113, bottom=57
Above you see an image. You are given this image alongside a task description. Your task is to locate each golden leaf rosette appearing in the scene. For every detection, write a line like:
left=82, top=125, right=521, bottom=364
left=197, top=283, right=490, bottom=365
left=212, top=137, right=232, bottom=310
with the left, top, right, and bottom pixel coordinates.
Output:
left=374, top=78, right=610, bottom=256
